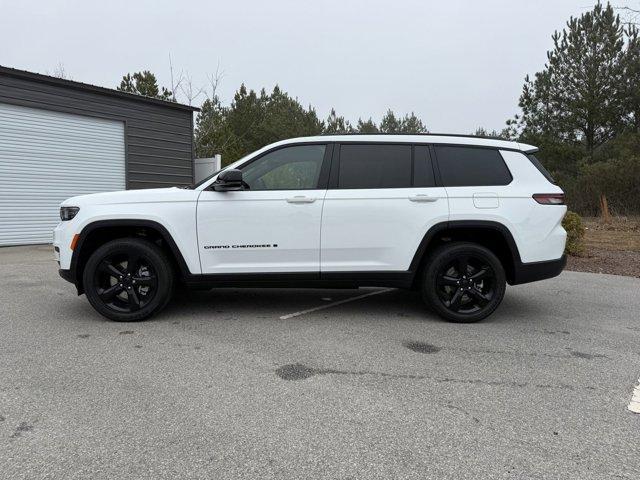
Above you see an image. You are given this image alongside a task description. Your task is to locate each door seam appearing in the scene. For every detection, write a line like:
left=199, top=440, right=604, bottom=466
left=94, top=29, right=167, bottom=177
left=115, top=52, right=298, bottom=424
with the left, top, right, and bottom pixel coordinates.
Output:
left=319, top=188, right=329, bottom=276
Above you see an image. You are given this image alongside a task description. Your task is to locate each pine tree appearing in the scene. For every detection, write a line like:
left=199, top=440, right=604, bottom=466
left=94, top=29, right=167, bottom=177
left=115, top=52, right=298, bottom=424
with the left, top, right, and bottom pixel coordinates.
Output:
left=400, top=112, right=428, bottom=134
left=380, top=110, right=402, bottom=133
left=194, top=84, right=324, bottom=164
left=380, top=110, right=427, bottom=134
left=261, top=85, right=324, bottom=142
left=194, top=95, right=227, bottom=159
left=118, top=71, right=173, bottom=101
left=356, top=118, right=379, bottom=133
left=515, top=2, right=627, bottom=153
left=324, top=109, right=353, bottom=134
left=623, top=26, right=640, bottom=131
left=473, top=127, right=504, bottom=138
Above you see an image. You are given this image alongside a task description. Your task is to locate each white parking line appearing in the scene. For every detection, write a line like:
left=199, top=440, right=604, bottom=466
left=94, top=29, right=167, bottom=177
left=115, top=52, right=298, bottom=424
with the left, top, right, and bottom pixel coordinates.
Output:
left=279, top=288, right=395, bottom=320
left=629, top=376, right=640, bottom=413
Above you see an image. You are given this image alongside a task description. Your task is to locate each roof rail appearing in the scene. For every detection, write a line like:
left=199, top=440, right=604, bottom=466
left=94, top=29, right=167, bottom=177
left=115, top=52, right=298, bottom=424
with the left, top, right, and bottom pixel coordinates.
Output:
left=319, top=132, right=509, bottom=141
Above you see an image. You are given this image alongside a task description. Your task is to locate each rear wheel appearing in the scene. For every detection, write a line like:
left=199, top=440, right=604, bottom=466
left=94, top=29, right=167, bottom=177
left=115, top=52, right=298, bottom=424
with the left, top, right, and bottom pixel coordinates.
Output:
left=83, top=238, right=174, bottom=322
left=421, top=242, right=506, bottom=323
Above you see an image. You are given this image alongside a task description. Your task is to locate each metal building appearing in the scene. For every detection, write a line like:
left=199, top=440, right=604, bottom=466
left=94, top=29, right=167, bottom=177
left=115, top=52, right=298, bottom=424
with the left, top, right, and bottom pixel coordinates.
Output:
left=0, top=65, right=198, bottom=246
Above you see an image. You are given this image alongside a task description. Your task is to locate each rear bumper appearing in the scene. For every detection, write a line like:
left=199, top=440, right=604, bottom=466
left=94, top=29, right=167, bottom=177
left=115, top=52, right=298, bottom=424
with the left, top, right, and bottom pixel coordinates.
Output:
left=510, top=255, right=566, bottom=285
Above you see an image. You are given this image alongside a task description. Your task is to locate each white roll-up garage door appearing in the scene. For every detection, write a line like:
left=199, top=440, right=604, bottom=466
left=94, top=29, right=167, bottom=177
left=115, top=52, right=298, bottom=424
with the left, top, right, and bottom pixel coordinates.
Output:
left=0, top=103, right=125, bottom=246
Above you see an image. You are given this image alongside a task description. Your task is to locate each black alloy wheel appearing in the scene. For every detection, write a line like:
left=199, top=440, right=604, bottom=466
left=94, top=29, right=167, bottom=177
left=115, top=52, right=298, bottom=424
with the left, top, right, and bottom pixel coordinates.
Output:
left=83, top=238, right=173, bottom=321
left=435, top=255, right=495, bottom=314
left=94, top=251, right=158, bottom=313
left=422, top=242, right=506, bottom=323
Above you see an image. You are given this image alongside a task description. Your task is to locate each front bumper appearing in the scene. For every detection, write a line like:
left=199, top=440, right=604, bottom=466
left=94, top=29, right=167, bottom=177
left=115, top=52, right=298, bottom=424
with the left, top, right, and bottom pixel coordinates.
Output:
left=53, top=221, right=76, bottom=270
left=58, top=268, right=83, bottom=295
left=58, top=268, right=74, bottom=284
left=510, top=255, right=567, bottom=285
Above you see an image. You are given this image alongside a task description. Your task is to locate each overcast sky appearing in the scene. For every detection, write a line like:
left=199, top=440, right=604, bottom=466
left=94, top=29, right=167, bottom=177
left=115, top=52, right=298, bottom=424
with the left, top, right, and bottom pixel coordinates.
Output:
left=0, top=0, right=598, bottom=133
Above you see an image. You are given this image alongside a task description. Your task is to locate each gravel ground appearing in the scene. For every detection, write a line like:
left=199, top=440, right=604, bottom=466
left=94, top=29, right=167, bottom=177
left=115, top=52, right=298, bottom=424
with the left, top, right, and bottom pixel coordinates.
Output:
left=1, top=245, right=640, bottom=480
left=565, top=217, right=640, bottom=278
left=566, top=248, right=640, bottom=278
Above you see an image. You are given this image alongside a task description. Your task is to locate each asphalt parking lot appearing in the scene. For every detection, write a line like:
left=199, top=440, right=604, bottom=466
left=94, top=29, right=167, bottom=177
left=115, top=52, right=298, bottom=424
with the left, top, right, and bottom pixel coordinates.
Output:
left=1, top=245, right=640, bottom=479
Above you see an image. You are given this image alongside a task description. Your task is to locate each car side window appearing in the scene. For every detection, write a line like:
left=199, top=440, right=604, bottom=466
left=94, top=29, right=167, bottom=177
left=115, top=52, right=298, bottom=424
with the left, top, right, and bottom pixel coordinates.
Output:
left=338, top=144, right=412, bottom=189
left=435, top=146, right=512, bottom=187
left=240, top=144, right=326, bottom=190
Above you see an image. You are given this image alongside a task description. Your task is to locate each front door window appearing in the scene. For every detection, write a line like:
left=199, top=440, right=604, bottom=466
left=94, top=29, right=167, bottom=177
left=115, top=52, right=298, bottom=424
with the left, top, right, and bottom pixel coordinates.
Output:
left=241, top=145, right=326, bottom=191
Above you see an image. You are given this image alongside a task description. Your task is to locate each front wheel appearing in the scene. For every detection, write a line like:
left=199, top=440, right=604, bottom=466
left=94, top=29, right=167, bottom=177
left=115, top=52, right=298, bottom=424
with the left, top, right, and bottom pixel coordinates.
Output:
left=421, top=242, right=506, bottom=323
left=83, top=238, right=174, bottom=322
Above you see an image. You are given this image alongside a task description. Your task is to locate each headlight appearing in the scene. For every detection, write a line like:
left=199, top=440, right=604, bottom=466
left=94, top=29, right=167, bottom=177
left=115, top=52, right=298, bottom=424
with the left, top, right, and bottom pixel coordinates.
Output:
left=60, top=206, right=80, bottom=221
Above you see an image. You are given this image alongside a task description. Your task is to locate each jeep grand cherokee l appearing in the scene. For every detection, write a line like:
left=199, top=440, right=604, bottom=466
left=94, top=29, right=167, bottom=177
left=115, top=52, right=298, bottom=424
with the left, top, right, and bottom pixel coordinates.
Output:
left=54, top=134, right=567, bottom=323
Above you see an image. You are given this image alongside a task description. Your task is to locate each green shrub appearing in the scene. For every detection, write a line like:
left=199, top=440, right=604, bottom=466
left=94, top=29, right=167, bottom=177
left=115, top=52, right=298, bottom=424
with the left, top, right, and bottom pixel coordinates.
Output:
left=562, top=211, right=585, bottom=256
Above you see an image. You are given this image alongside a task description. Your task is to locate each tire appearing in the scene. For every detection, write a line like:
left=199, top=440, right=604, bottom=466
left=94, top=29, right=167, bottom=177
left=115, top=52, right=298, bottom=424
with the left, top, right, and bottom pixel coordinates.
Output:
left=421, top=242, right=506, bottom=323
left=82, top=238, right=174, bottom=322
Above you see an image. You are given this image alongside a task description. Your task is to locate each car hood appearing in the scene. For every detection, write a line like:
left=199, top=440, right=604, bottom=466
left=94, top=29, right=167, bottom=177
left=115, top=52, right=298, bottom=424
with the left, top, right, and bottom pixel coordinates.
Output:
left=61, top=187, right=198, bottom=206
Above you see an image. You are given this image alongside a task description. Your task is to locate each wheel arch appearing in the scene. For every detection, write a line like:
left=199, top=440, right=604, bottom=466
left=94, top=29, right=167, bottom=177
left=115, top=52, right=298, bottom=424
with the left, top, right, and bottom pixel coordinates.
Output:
left=70, top=219, right=190, bottom=294
left=410, top=220, right=523, bottom=285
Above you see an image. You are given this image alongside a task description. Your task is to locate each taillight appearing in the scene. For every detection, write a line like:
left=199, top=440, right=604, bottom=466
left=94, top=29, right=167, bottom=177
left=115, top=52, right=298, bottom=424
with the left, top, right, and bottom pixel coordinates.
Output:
left=533, top=193, right=565, bottom=205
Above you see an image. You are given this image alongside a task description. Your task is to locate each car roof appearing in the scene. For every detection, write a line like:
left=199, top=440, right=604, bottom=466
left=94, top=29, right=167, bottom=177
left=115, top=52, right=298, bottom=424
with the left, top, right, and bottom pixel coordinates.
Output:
left=267, top=134, right=537, bottom=153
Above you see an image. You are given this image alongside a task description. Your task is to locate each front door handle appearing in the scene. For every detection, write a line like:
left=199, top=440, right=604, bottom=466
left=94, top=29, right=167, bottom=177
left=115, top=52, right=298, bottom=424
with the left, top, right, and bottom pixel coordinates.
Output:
left=286, top=196, right=316, bottom=204
left=408, top=194, right=438, bottom=203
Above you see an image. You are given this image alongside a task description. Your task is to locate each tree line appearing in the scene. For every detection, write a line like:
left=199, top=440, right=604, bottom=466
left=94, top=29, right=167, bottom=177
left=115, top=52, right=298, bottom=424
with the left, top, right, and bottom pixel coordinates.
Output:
left=501, top=2, right=640, bottom=215
left=117, top=2, right=640, bottom=215
left=117, top=74, right=428, bottom=164
left=194, top=86, right=427, bottom=163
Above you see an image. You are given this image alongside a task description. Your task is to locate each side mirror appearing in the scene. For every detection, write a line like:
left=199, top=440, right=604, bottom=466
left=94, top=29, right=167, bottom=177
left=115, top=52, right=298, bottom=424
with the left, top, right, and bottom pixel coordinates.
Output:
left=212, top=169, right=244, bottom=191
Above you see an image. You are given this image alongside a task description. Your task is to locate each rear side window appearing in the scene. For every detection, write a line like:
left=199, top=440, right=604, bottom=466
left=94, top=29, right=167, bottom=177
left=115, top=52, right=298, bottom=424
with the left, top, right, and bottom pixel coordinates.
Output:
left=338, top=144, right=411, bottom=189
left=435, top=146, right=512, bottom=187
left=527, top=154, right=555, bottom=184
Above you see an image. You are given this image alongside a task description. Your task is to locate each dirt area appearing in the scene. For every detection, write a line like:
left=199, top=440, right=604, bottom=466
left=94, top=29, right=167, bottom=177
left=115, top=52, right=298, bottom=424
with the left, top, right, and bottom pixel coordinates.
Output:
left=565, top=217, right=640, bottom=278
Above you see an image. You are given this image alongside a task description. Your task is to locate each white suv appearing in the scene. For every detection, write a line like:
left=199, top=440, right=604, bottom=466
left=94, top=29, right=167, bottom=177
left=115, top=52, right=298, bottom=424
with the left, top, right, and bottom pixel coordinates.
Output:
left=54, top=134, right=567, bottom=323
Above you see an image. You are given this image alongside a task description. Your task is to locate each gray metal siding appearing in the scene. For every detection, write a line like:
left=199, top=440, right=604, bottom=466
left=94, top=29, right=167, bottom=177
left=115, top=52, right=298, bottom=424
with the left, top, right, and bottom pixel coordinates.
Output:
left=0, top=70, right=195, bottom=188
left=0, top=103, right=126, bottom=246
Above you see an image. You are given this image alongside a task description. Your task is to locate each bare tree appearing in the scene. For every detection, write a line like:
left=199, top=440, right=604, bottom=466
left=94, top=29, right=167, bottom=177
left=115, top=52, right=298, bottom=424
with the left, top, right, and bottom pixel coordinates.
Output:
left=166, top=54, right=223, bottom=106
left=617, top=2, right=640, bottom=25
left=203, top=62, right=224, bottom=104
left=194, top=63, right=237, bottom=157
left=179, top=72, right=206, bottom=106
left=49, top=62, right=70, bottom=80
left=167, top=53, right=184, bottom=101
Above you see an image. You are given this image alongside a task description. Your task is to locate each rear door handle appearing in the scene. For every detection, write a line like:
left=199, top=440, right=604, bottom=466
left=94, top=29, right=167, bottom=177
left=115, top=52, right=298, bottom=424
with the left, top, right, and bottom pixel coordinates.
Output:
left=286, top=196, right=316, bottom=204
left=408, top=194, right=438, bottom=202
